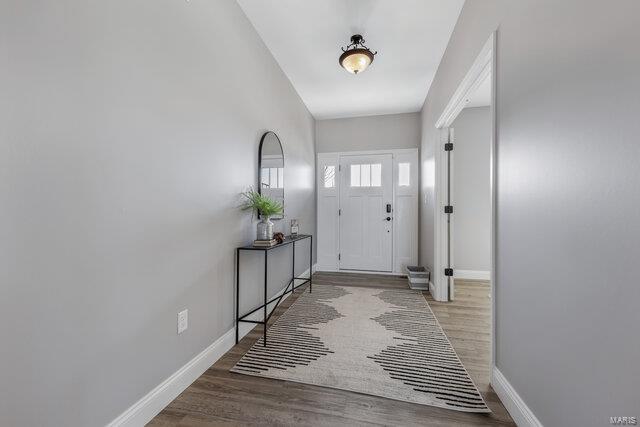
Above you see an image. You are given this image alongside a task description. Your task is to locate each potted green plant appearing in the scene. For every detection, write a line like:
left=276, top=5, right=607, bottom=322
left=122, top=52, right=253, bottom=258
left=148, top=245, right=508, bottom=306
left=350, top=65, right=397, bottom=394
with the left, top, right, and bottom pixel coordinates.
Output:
left=240, top=188, right=283, bottom=241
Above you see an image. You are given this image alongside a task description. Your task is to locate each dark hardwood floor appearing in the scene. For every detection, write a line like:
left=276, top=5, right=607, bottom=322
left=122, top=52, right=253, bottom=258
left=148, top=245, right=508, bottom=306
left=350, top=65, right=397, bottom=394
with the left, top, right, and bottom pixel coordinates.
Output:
left=149, top=272, right=514, bottom=426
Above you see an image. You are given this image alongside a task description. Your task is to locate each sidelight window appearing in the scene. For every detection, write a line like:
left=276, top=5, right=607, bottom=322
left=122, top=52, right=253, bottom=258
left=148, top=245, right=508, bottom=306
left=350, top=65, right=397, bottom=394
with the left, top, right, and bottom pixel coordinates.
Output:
left=398, top=162, right=411, bottom=187
left=323, top=165, right=336, bottom=188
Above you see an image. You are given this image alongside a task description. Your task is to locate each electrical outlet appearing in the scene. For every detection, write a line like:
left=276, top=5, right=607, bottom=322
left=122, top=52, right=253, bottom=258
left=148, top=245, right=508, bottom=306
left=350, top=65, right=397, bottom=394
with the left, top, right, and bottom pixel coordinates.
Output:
left=177, top=309, right=188, bottom=334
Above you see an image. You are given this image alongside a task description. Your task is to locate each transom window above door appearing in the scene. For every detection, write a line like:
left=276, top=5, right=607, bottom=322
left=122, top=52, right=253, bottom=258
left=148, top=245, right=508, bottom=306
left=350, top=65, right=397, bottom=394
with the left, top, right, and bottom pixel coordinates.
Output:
left=350, top=163, right=382, bottom=187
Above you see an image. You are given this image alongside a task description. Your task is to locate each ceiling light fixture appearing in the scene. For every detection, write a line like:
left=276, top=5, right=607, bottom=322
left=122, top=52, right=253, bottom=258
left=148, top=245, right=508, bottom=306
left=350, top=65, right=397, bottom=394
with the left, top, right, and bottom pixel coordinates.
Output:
left=339, top=34, right=377, bottom=75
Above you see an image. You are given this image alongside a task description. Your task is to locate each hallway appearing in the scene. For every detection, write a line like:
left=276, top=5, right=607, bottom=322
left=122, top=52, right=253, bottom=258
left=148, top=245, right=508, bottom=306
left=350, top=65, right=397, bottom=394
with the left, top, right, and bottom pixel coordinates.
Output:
left=4, top=1, right=639, bottom=425
left=150, top=273, right=513, bottom=426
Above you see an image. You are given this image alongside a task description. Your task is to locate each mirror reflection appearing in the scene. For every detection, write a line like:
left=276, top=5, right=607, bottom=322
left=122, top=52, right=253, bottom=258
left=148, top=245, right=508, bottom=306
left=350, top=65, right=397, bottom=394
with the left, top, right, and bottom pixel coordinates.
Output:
left=259, top=131, right=284, bottom=220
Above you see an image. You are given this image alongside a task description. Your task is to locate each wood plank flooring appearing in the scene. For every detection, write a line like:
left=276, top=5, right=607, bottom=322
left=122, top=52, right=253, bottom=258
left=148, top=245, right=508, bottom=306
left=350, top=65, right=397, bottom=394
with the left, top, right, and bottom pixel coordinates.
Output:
left=149, top=272, right=514, bottom=426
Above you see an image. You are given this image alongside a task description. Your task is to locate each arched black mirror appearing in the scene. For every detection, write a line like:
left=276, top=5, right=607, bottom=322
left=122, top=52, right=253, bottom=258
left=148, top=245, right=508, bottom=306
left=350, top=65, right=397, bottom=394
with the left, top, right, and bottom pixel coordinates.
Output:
left=258, top=131, right=284, bottom=220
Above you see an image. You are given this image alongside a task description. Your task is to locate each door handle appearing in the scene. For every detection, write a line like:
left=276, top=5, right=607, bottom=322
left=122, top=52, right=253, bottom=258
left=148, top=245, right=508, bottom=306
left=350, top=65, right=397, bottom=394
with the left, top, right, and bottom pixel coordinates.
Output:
left=385, top=217, right=392, bottom=221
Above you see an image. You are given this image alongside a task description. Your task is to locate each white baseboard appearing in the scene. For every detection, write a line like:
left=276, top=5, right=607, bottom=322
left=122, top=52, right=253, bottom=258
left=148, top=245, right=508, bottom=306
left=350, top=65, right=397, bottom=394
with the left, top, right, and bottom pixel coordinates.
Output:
left=429, top=281, right=444, bottom=301
left=107, top=328, right=235, bottom=427
left=492, top=367, right=543, bottom=427
left=454, top=269, right=490, bottom=281
left=429, top=280, right=450, bottom=302
left=108, top=265, right=316, bottom=427
left=315, top=263, right=336, bottom=272
left=315, top=267, right=406, bottom=277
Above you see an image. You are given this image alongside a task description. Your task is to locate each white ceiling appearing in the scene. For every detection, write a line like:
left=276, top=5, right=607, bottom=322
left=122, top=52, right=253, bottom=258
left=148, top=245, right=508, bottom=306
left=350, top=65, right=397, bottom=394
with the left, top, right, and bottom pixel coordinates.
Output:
left=465, top=76, right=491, bottom=108
left=237, top=0, right=465, bottom=119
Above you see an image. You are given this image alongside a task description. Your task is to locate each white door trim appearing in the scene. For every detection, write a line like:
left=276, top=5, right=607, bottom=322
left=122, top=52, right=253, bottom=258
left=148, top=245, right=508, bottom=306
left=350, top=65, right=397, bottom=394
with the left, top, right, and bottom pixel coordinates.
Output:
left=433, top=31, right=497, bottom=382
left=435, top=36, right=493, bottom=128
left=319, top=148, right=418, bottom=157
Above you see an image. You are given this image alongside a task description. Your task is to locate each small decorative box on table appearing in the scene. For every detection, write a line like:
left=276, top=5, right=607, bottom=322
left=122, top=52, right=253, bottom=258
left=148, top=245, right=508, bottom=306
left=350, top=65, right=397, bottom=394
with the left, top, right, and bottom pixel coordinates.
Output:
left=235, top=234, right=312, bottom=346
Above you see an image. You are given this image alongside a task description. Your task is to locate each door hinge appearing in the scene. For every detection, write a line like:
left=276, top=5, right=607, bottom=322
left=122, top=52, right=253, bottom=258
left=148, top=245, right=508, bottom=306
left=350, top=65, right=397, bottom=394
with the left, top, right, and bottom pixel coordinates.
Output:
left=444, top=205, right=453, bottom=214
left=338, top=164, right=342, bottom=172
left=444, top=268, right=454, bottom=277
left=444, top=142, right=454, bottom=151
left=338, top=209, right=341, bottom=216
left=338, top=253, right=341, bottom=261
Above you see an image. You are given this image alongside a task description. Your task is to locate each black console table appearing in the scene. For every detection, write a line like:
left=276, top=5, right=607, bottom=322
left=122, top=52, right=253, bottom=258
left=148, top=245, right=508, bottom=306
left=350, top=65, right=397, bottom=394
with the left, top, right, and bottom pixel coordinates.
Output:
left=235, top=234, right=312, bottom=346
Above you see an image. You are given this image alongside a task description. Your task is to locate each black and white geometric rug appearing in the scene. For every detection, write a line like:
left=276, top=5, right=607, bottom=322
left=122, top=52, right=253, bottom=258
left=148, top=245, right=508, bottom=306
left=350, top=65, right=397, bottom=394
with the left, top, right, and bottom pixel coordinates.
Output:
left=230, top=285, right=489, bottom=413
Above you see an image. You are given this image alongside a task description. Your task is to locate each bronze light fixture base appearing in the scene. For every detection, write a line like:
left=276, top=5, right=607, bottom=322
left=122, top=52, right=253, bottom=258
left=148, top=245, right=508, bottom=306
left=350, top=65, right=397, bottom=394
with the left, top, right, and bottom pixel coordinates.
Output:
left=339, top=34, right=377, bottom=74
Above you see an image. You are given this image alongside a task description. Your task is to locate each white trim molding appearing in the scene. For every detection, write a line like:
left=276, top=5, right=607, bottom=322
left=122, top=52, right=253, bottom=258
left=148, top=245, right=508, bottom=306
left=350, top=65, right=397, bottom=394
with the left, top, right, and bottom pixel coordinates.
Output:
left=314, top=267, right=406, bottom=277
left=318, top=148, right=419, bottom=157
left=492, top=368, right=543, bottom=427
left=435, top=36, right=493, bottom=129
left=107, top=328, right=235, bottom=427
left=108, top=265, right=316, bottom=427
left=428, top=281, right=441, bottom=301
left=454, top=270, right=490, bottom=281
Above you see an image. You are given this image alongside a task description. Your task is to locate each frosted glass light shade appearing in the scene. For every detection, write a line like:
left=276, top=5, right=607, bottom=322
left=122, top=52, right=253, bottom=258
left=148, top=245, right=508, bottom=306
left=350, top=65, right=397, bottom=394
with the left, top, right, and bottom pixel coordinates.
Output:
left=339, top=48, right=374, bottom=74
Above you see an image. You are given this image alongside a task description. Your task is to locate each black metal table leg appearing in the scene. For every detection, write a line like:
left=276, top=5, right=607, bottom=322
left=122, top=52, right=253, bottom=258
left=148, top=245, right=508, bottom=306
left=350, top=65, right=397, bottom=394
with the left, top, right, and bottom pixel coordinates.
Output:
left=263, top=250, right=268, bottom=347
left=292, top=240, right=296, bottom=293
left=235, top=248, right=240, bottom=344
left=309, top=235, right=313, bottom=293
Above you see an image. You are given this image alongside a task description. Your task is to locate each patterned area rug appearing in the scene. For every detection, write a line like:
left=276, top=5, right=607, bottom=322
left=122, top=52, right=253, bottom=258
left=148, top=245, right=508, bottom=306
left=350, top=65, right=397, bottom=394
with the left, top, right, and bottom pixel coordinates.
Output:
left=230, top=285, right=489, bottom=413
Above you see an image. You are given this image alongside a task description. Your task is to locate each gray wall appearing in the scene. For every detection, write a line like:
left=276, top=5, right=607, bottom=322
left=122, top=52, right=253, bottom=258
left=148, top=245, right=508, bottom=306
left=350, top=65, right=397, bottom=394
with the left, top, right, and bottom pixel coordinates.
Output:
left=0, top=1, right=315, bottom=426
left=451, top=107, right=491, bottom=272
left=420, top=0, right=640, bottom=425
left=316, top=112, right=421, bottom=153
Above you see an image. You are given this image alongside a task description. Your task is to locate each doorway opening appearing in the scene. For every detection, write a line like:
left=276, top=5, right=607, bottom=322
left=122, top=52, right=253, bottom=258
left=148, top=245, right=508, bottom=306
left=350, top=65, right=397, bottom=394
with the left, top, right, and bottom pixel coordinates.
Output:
left=433, top=33, right=497, bottom=371
left=316, top=148, right=419, bottom=275
left=446, top=77, right=492, bottom=293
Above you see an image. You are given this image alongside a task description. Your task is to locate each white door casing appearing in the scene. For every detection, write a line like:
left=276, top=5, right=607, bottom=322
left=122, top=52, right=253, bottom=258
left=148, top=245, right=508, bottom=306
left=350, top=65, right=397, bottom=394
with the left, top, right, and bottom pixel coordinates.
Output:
left=434, top=33, right=494, bottom=303
left=433, top=32, right=496, bottom=384
left=339, top=154, right=393, bottom=272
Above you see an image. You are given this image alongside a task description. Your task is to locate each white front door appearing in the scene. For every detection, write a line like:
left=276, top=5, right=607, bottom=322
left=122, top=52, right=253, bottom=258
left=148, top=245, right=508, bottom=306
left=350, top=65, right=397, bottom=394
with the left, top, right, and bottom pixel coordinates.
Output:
left=339, top=154, right=393, bottom=271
